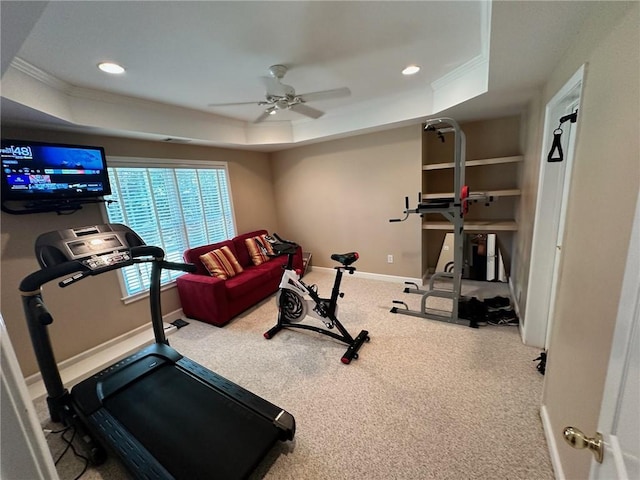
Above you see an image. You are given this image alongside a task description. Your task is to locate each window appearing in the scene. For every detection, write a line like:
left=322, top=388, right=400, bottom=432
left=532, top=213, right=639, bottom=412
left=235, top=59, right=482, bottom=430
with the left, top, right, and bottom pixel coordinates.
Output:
left=103, top=157, right=236, bottom=299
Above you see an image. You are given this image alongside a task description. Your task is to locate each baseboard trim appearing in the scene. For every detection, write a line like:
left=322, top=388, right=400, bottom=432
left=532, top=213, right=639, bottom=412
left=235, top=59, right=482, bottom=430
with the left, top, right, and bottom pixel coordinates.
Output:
left=25, top=309, right=184, bottom=402
left=540, top=404, right=564, bottom=479
left=310, top=266, right=421, bottom=285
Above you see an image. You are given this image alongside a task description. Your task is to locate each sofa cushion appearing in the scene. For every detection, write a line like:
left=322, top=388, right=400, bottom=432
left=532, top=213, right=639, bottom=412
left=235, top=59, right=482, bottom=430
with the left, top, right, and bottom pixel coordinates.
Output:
left=245, top=234, right=274, bottom=266
left=233, top=230, right=268, bottom=268
left=184, top=240, right=236, bottom=276
left=200, top=246, right=244, bottom=280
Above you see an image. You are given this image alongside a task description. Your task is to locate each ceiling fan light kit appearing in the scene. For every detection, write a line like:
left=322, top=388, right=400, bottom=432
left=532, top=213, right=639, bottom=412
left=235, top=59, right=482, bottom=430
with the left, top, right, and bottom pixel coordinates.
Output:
left=209, top=65, right=351, bottom=123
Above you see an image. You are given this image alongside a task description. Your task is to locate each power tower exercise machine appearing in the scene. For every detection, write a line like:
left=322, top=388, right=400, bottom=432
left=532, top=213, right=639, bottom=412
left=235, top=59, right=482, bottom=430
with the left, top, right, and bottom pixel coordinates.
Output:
left=389, top=117, right=491, bottom=327
left=20, top=224, right=295, bottom=480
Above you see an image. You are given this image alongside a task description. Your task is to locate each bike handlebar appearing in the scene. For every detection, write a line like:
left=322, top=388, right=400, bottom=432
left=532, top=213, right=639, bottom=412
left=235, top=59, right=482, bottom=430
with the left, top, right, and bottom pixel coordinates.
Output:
left=266, top=233, right=299, bottom=257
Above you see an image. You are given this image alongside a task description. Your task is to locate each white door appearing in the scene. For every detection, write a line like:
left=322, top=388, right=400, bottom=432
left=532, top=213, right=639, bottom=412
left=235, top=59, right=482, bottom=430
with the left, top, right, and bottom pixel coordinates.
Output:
left=522, top=65, right=584, bottom=348
left=587, top=192, right=640, bottom=480
left=542, top=95, right=580, bottom=349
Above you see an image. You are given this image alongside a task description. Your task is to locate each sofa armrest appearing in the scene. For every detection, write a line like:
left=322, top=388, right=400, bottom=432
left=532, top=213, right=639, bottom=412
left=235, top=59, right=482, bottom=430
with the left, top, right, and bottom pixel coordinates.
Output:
left=176, top=273, right=230, bottom=326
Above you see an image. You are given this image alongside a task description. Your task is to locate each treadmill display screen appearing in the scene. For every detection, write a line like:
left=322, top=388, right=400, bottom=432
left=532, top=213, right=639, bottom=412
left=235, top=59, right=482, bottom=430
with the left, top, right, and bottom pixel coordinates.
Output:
left=67, top=235, right=123, bottom=256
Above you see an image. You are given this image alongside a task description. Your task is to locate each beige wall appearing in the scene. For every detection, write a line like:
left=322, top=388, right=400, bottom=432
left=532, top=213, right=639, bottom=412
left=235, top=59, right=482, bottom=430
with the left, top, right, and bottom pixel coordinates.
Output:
left=270, top=125, right=423, bottom=277
left=512, top=94, right=544, bottom=311
left=0, top=127, right=276, bottom=376
left=538, top=3, right=639, bottom=479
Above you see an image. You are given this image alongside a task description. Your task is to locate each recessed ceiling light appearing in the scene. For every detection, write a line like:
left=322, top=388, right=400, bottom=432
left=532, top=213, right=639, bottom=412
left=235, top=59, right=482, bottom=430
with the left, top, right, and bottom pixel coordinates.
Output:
left=98, top=62, right=125, bottom=74
left=402, top=65, right=421, bottom=76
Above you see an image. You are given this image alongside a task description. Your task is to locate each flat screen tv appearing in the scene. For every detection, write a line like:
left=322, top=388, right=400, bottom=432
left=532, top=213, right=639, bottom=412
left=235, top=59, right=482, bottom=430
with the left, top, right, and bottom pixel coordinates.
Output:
left=1, top=139, right=111, bottom=203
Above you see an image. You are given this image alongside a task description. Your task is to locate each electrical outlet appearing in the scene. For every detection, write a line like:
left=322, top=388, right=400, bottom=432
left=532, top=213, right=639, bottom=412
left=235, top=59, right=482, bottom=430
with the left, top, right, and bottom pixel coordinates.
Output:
left=387, top=254, right=393, bottom=263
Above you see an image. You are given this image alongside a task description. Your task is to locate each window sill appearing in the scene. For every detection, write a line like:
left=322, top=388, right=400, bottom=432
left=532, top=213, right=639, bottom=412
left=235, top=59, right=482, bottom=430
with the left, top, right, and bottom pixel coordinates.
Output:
left=121, top=280, right=178, bottom=305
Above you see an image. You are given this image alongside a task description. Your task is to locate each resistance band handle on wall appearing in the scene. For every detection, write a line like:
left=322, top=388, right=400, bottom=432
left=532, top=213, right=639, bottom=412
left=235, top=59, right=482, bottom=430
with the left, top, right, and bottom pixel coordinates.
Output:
left=547, top=110, right=578, bottom=162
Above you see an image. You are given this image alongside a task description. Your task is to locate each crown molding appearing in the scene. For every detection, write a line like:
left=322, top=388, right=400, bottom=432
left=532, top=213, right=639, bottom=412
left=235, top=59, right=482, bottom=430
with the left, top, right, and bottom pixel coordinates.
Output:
left=430, top=53, right=489, bottom=92
left=9, top=57, right=249, bottom=130
left=10, top=57, right=72, bottom=93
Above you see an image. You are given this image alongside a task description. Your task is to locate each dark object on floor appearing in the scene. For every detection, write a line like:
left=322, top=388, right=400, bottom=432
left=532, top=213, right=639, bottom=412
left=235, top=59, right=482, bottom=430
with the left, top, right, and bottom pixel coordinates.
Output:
left=459, top=296, right=519, bottom=327
left=458, top=297, right=488, bottom=328
left=171, top=318, right=190, bottom=329
left=487, top=309, right=519, bottom=326
left=533, top=351, right=547, bottom=375
left=483, top=296, right=511, bottom=309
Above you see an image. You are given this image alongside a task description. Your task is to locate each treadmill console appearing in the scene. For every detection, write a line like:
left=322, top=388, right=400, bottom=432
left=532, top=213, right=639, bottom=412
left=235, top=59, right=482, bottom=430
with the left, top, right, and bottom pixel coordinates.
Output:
left=35, top=224, right=145, bottom=270
left=81, top=251, right=132, bottom=271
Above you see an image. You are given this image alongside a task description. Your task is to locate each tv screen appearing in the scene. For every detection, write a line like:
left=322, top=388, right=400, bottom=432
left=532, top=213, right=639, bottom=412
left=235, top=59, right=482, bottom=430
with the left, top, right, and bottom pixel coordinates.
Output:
left=1, top=139, right=111, bottom=203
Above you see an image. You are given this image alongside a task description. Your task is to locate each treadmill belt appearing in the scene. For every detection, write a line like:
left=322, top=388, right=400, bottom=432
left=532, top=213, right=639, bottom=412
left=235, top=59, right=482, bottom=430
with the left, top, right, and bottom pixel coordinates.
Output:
left=103, top=364, right=279, bottom=479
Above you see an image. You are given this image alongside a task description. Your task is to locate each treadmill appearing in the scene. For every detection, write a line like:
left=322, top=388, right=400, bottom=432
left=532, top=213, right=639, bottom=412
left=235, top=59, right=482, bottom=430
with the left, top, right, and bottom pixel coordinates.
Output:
left=20, top=224, right=295, bottom=479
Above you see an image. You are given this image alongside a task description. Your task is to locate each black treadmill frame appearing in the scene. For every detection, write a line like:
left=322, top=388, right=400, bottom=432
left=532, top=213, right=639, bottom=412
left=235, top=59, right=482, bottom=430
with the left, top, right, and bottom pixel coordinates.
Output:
left=19, top=223, right=295, bottom=479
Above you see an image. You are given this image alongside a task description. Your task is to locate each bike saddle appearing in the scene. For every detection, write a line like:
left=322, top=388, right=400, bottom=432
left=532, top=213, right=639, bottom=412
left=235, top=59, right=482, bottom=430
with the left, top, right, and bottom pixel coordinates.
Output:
left=331, top=252, right=359, bottom=267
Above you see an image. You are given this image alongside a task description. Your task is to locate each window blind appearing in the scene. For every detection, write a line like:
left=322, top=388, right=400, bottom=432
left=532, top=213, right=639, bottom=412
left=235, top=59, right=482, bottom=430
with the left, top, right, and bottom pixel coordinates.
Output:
left=103, top=158, right=236, bottom=298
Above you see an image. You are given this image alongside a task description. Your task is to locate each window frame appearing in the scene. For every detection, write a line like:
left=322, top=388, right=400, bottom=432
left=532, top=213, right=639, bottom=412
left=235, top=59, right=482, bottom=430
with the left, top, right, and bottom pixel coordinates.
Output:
left=100, top=156, right=237, bottom=303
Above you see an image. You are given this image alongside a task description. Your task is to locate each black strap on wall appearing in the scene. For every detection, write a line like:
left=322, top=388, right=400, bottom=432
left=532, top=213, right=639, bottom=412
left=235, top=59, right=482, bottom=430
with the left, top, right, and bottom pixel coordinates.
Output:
left=547, top=110, right=578, bottom=162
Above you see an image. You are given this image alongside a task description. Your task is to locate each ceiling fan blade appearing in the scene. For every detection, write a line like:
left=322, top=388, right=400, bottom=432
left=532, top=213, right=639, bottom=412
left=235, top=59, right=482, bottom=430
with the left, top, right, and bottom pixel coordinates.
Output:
left=253, top=110, right=272, bottom=123
left=298, top=87, right=351, bottom=103
left=290, top=103, right=324, bottom=119
left=208, top=101, right=262, bottom=107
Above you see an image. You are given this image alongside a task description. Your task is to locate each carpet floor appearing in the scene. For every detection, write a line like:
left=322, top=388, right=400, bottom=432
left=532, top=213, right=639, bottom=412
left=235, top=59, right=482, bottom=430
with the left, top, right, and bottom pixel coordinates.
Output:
left=37, top=269, right=554, bottom=480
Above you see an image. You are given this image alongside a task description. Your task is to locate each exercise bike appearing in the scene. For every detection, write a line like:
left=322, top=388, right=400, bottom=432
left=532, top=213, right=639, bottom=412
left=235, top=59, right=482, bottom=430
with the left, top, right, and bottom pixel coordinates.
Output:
left=263, top=234, right=370, bottom=364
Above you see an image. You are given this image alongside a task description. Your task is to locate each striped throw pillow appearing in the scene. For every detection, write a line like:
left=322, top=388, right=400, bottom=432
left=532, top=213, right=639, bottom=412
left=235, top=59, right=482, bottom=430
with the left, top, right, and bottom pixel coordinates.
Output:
left=245, top=234, right=274, bottom=266
left=200, top=246, right=244, bottom=279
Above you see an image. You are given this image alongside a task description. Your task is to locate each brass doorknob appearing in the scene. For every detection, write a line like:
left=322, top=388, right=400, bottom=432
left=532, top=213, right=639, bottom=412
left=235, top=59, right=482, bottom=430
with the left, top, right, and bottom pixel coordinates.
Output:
left=563, top=426, right=604, bottom=463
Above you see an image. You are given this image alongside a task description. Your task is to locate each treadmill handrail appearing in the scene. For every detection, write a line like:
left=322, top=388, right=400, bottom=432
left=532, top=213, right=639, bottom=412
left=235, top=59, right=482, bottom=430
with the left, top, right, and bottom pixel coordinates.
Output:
left=19, top=245, right=164, bottom=292
left=158, top=260, right=197, bottom=274
left=18, top=245, right=197, bottom=402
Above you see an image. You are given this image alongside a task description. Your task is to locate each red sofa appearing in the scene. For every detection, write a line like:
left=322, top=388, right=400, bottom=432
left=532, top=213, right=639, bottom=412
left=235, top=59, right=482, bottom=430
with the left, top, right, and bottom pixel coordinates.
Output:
left=176, top=230, right=303, bottom=327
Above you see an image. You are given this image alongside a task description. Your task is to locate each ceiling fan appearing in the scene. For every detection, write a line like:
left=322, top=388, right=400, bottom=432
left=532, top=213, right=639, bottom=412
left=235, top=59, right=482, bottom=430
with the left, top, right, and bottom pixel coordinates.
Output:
left=208, top=65, right=351, bottom=123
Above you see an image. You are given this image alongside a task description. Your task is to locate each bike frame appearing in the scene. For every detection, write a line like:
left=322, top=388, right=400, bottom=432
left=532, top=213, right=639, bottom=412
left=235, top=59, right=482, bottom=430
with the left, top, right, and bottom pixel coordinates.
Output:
left=263, top=238, right=369, bottom=364
left=278, top=265, right=347, bottom=323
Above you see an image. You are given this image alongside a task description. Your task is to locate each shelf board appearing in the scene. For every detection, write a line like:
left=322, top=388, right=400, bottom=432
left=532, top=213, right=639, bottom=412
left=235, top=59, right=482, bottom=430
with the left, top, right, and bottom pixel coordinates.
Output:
left=422, top=220, right=518, bottom=231
left=423, top=155, right=523, bottom=171
left=422, top=188, right=521, bottom=200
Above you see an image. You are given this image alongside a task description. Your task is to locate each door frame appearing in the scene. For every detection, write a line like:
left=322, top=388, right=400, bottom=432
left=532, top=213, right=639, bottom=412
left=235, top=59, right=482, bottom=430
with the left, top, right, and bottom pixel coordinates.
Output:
left=0, top=314, right=59, bottom=479
left=521, top=64, right=585, bottom=348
